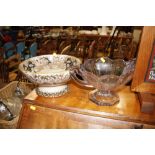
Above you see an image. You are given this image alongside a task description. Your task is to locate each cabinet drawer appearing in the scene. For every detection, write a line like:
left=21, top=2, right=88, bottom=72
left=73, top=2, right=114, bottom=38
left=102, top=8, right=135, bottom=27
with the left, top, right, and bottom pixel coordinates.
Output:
left=18, top=104, right=155, bottom=129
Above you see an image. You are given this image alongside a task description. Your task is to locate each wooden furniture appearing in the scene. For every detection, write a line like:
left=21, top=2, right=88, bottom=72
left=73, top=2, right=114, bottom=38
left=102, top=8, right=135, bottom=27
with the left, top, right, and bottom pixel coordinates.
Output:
left=3, top=41, right=16, bottom=59
left=0, top=61, right=8, bottom=84
left=131, top=27, right=155, bottom=93
left=0, top=47, right=9, bottom=85
left=0, top=50, right=20, bottom=83
left=138, top=93, right=155, bottom=113
left=131, top=26, right=155, bottom=113
left=34, top=32, right=135, bottom=59
left=39, top=39, right=58, bottom=55
left=17, top=82, right=155, bottom=129
left=4, top=53, right=21, bottom=81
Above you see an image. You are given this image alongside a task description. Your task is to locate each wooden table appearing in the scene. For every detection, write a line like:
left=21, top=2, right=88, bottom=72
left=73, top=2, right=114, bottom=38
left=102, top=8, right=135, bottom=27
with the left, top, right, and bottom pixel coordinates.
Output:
left=17, top=83, right=155, bottom=129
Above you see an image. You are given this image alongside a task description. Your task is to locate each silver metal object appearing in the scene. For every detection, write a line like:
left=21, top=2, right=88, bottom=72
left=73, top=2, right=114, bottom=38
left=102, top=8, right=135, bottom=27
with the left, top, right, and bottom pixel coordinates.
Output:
left=0, top=101, right=14, bottom=121
left=14, top=81, right=25, bottom=97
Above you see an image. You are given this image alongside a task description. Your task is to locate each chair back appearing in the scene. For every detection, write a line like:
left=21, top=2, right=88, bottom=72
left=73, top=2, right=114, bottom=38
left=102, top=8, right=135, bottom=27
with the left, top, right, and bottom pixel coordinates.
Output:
left=0, top=48, right=5, bottom=80
left=74, top=41, right=86, bottom=58
left=61, top=45, right=71, bottom=54
left=16, top=42, right=25, bottom=59
left=4, top=54, right=21, bottom=82
left=16, top=42, right=25, bottom=54
left=87, top=40, right=96, bottom=59
left=29, top=42, right=37, bottom=57
left=3, top=42, right=16, bottom=59
left=59, top=40, right=70, bottom=54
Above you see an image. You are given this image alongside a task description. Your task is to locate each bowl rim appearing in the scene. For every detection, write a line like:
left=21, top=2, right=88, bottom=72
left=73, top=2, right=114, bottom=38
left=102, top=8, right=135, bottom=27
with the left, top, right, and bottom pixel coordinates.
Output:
left=19, top=54, right=81, bottom=76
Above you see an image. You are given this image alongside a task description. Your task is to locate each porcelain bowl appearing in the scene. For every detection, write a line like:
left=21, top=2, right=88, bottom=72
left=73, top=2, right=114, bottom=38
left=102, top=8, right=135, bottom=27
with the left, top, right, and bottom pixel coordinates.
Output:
left=19, top=54, right=81, bottom=97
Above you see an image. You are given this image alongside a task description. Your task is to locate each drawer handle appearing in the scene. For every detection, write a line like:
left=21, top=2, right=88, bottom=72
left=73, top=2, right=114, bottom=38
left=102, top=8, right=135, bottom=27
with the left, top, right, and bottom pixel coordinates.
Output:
left=133, top=124, right=143, bottom=129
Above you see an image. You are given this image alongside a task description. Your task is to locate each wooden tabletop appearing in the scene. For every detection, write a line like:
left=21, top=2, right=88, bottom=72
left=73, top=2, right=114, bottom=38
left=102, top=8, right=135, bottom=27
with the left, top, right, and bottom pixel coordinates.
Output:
left=24, top=82, right=155, bottom=125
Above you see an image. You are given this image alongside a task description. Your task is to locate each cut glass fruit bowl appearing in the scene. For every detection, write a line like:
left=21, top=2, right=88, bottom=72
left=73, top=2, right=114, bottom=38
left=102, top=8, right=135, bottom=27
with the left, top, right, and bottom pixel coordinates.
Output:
left=71, top=57, right=135, bottom=106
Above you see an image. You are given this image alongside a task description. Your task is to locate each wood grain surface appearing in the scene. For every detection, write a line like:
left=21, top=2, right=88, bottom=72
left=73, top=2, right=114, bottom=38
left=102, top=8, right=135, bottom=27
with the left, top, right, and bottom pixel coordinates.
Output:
left=18, top=82, right=155, bottom=128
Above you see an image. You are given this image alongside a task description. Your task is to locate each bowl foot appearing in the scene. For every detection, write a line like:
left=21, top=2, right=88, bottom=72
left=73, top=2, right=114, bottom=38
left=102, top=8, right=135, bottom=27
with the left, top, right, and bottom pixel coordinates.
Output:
left=36, top=85, right=68, bottom=97
left=89, top=89, right=119, bottom=106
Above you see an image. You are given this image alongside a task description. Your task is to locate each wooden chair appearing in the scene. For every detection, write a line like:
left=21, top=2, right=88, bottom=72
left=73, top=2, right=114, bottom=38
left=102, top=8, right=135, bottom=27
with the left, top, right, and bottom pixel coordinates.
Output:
left=39, top=40, right=57, bottom=55
left=0, top=61, right=9, bottom=89
left=74, top=40, right=89, bottom=60
left=16, top=30, right=25, bottom=43
left=58, top=40, right=71, bottom=54
left=125, top=41, right=138, bottom=60
left=87, top=40, right=96, bottom=59
left=0, top=48, right=8, bottom=83
left=3, top=42, right=16, bottom=59
left=24, top=42, right=38, bottom=59
left=96, top=37, right=108, bottom=57
left=4, top=54, right=21, bottom=82
left=60, top=44, right=71, bottom=54
left=16, top=42, right=26, bottom=60
left=25, top=36, right=36, bottom=48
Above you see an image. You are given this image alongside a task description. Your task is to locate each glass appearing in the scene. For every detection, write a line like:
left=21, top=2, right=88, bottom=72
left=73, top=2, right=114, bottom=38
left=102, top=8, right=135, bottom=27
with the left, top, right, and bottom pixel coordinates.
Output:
left=72, top=57, right=135, bottom=106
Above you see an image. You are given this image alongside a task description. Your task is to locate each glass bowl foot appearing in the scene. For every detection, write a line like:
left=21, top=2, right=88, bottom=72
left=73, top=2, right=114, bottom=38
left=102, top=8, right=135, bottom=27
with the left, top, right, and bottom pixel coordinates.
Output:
left=89, top=89, right=119, bottom=106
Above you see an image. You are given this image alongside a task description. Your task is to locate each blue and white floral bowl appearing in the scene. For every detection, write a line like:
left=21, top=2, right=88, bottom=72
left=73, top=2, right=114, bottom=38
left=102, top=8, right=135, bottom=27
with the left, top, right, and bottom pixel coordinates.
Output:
left=19, top=54, right=81, bottom=97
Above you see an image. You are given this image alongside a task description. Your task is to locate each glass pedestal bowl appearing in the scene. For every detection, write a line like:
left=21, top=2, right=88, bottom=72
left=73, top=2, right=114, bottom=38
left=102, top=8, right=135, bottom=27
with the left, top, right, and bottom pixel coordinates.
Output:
left=19, top=54, right=81, bottom=97
left=71, top=57, right=135, bottom=106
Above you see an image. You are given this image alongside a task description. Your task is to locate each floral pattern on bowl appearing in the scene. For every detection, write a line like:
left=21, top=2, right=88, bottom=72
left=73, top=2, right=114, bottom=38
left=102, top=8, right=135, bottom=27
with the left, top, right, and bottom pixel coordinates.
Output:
left=19, top=54, right=81, bottom=97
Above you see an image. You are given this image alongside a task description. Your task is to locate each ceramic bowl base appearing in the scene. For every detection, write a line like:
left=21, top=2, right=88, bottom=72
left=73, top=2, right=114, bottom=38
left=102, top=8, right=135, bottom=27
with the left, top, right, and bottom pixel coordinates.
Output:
left=36, top=85, right=68, bottom=97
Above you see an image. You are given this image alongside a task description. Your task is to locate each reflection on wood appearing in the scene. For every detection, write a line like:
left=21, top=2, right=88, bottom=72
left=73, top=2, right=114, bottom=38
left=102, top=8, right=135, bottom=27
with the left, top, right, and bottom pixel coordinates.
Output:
left=18, top=82, right=155, bottom=129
